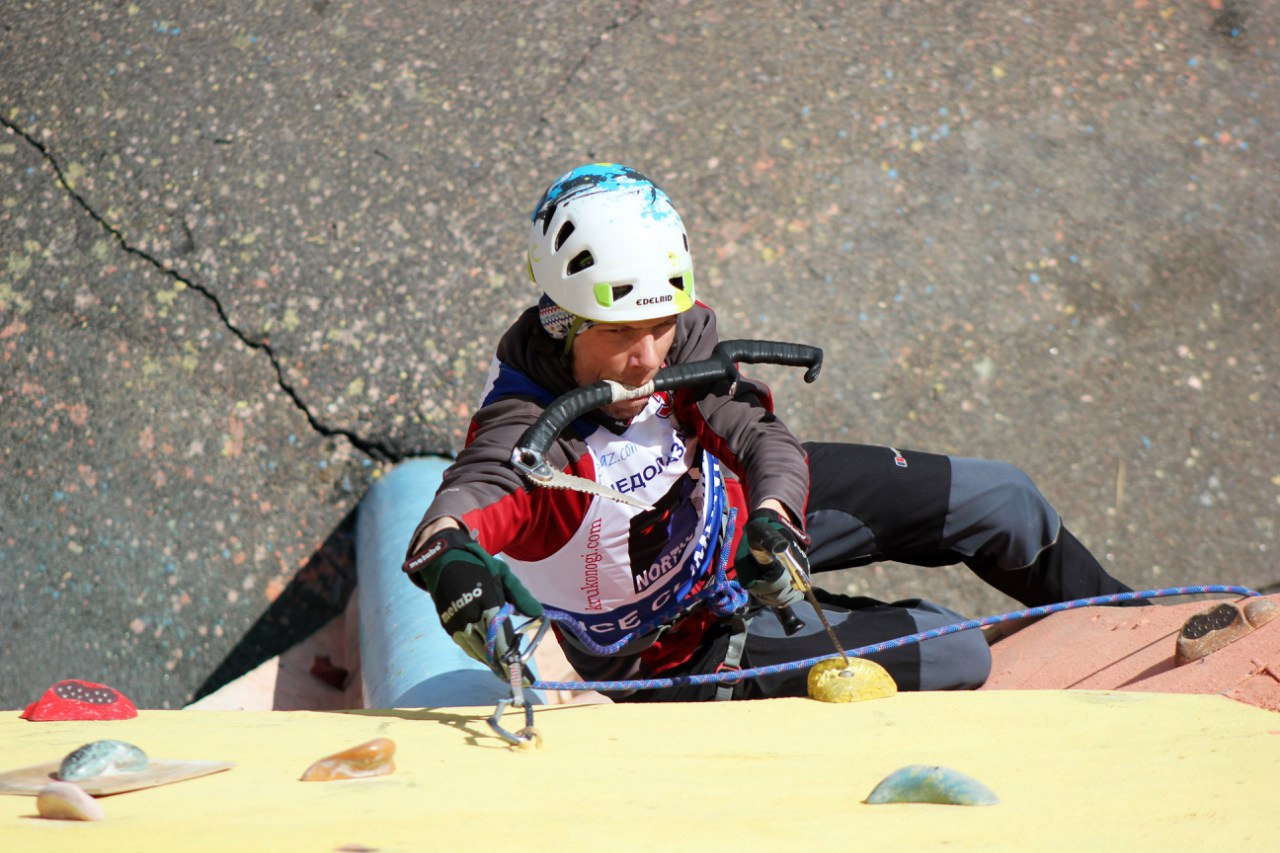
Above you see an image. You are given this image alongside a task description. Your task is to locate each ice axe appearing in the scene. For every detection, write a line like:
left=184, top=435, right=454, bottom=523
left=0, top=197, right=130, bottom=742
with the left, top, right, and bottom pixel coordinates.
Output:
left=746, top=520, right=851, bottom=666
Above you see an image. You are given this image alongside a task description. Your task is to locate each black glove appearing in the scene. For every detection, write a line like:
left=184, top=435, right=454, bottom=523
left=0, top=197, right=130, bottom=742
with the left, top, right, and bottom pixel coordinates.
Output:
left=403, top=527, right=544, bottom=675
left=736, top=507, right=807, bottom=609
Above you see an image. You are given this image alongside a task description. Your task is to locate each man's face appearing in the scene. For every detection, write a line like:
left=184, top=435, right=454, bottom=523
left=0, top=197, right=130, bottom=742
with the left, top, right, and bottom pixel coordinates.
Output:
left=570, top=315, right=679, bottom=421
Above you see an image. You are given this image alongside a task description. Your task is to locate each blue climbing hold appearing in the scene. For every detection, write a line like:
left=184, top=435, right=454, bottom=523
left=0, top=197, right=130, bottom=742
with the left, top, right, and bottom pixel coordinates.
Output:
left=865, top=764, right=999, bottom=806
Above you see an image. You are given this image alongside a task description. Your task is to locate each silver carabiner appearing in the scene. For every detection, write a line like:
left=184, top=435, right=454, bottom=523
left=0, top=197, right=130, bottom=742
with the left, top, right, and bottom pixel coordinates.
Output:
left=487, top=616, right=552, bottom=749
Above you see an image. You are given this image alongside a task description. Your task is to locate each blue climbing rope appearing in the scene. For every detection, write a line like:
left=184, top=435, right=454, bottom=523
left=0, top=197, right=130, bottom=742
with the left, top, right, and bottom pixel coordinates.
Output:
left=521, top=584, right=1261, bottom=694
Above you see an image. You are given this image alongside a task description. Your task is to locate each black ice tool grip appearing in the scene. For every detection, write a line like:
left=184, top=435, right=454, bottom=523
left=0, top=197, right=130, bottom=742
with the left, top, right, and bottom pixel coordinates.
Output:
left=772, top=601, right=806, bottom=636
left=745, top=513, right=807, bottom=637
left=513, top=339, right=823, bottom=463
left=652, top=339, right=824, bottom=393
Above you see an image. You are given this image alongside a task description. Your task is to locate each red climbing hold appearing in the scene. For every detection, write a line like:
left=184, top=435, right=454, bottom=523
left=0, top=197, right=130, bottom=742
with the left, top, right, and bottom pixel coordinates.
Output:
left=21, top=679, right=139, bottom=721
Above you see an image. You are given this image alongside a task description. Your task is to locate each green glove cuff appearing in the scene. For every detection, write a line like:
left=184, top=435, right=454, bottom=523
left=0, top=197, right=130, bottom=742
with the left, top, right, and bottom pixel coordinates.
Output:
left=407, top=532, right=543, bottom=619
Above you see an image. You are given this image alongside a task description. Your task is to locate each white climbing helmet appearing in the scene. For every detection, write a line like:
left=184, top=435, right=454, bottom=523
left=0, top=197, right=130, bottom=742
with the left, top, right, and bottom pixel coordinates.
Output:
left=529, top=164, right=695, bottom=324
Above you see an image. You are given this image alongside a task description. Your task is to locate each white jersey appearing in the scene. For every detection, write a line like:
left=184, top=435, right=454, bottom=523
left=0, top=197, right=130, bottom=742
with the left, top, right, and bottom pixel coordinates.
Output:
left=499, top=393, right=725, bottom=652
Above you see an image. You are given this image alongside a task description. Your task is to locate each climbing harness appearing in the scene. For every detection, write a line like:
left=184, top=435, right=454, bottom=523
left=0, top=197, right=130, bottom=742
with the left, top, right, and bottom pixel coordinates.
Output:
left=714, top=613, right=750, bottom=701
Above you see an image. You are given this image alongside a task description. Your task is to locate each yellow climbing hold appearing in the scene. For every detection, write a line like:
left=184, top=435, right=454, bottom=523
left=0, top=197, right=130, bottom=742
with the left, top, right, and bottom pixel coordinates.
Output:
left=513, top=728, right=543, bottom=752
left=807, top=657, right=897, bottom=703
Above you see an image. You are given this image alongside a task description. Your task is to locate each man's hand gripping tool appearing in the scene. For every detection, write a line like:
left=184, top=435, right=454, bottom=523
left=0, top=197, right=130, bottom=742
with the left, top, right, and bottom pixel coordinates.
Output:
left=747, top=524, right=852, bottom=666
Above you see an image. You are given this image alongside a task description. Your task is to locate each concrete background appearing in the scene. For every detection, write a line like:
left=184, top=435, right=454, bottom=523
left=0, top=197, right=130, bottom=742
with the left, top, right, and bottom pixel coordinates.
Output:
left=2, top=0, right=1276, bottom=709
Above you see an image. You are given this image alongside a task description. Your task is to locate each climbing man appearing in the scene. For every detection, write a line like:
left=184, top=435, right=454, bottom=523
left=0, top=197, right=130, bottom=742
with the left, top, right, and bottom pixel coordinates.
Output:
left=402, top=163, right=1140, bottom=700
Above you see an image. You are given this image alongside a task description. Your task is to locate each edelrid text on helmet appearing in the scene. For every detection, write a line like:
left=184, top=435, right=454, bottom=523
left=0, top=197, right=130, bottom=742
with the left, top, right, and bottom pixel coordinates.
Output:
left=529, top=164, right=695, bottom=324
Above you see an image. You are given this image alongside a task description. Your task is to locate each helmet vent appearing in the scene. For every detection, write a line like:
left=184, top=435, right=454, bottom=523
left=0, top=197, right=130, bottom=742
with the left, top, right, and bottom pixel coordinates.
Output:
left=567, top=250, right=595, bottom=275
left=554, top=221, right=575, bottom=251
left=592, top=283, right=633, bottom=308
left=682, top=233, right=689, bottom=251
left=669, top=276, right=686, bottom=291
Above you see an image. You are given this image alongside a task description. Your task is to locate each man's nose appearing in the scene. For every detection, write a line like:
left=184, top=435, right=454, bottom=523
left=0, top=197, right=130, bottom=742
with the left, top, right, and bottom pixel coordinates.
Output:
left=629, top=335, right=663, bottom=372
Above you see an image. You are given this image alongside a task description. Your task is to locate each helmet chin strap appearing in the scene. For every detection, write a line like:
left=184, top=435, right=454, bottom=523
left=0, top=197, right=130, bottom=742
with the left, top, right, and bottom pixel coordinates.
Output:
left=563, top=315, right=590, bottom=355
left=537, top=293, right=596, bottom=355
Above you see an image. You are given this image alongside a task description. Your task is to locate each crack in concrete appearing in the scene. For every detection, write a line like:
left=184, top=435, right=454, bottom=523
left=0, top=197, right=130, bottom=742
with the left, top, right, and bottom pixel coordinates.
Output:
left=1, top=115, right=409, bottom=464
left=563, top=2, right=647, bottom=86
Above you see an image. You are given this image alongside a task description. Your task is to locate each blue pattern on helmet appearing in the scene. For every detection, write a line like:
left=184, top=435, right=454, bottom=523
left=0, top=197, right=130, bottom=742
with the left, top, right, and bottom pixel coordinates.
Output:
left=531, top=163, right=676, bottom=231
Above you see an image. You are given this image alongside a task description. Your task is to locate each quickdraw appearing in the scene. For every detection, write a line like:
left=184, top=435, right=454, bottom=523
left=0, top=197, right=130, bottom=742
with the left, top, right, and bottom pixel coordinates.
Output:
left=486, top=616, right=552, bottom=748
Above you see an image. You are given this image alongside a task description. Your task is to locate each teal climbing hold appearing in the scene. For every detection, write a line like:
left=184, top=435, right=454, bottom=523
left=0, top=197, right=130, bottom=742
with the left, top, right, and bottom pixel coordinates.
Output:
left=865, top=764, right=999, bottom=806
left=57, top=739, right=148, bottom=781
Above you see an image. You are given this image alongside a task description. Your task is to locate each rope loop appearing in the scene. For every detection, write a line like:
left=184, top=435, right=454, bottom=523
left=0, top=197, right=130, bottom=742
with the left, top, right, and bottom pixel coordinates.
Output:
left=706, top=580, right=749, bottom=618
left=529, top=584, right=1262, bottom=694
left=704, top=506, right=747, bottom=617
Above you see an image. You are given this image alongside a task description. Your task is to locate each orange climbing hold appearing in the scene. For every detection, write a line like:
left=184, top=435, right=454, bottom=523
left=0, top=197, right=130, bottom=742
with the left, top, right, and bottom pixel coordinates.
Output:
left=299, top=737, right=396, bottom=782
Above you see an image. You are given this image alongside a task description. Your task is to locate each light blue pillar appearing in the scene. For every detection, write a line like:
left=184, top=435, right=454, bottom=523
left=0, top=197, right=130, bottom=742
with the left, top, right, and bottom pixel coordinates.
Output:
left=356, top=457, right=542, bottom=708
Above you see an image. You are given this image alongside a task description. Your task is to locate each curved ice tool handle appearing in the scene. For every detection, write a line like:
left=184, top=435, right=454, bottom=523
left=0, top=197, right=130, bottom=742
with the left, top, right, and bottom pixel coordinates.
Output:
left=511, top=339, right=824, bottom=482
